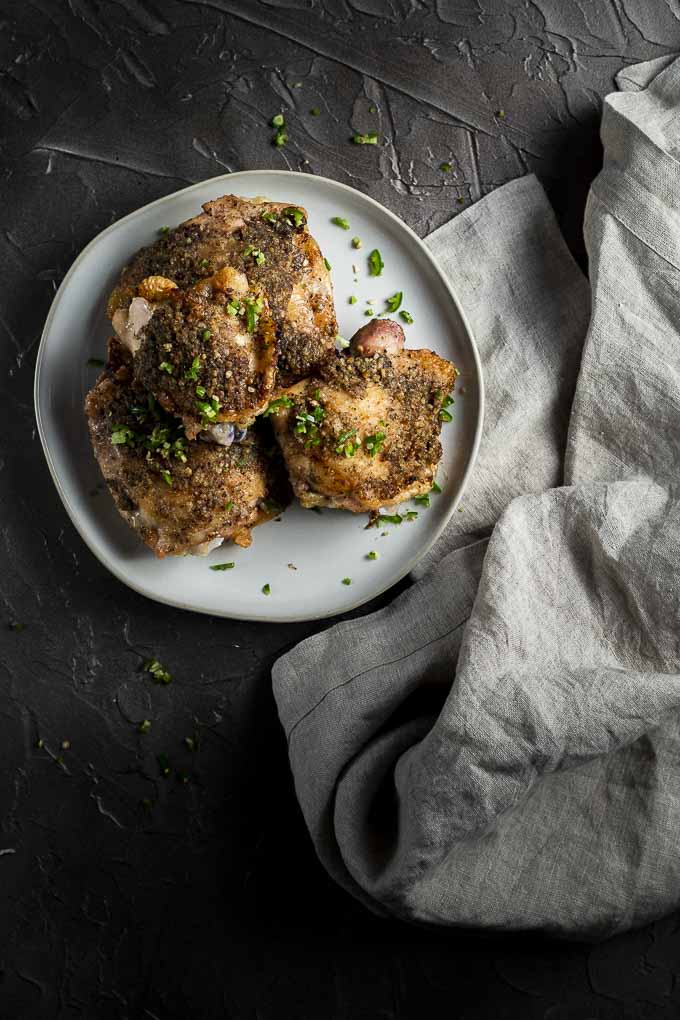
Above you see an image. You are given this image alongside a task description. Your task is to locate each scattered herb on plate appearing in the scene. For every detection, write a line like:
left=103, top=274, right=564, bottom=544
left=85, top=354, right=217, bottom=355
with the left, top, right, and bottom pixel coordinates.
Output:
left=368, top=249, right=384, bottom=276
left=331, top=216, right=350, bottom=230
left=400, top=310, right=414, bottom=324
left=262, top=583, right=271, bottom=595
left=210, top=562, right=235, bottom=571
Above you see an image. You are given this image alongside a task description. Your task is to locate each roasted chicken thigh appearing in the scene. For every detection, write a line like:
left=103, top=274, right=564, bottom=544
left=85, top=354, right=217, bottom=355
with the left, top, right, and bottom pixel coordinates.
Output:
left=86, top=339, right=289, bottom=557
left=268, top=321, right=457, bottom=512
left=108, top=195, right=337, bottom=391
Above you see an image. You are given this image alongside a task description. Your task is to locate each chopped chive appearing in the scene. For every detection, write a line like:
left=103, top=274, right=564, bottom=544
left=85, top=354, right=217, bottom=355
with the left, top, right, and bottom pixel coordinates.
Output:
left=439, top=162, right=453, bottom=172
left=377, top=513, right=403, bottom=526
left=335, top=335, right=350, bottom=349
left=273, top=128, right=288, bottom=147
left=185, top=356, right=201, bottom=381
left=145, top=658, right=172, bottom=684
left=159, top=225, right=170, bottom=235
left=157, top=754, right=171, bottom=778
left=414, top=494, right=430, bottom=507
left=262, top=583, right=271, bottom=595
left=431, top=481, right=442, bottom=494
left=161, top=470, right=173, bottom=486
left=364, top=309, right=374, bottom=316
left=405, top=510, right=418, bottom=521
left=324, top=257, right=332, bottom=271
left=341, top=577, right=352, bottom=586
left=368, top=249, right=384, bottom=276
left=352, top=131, right=378, bottom=145
left=369, top=104, right=377, bottom=113
left=310, top=107, right=321, bottom=116
left=400, top=310, right=414, bottom=324
left=282, top=206, right=306, bottom=227
left=210, top=562, right=235, bottom=571
left=439, top=409, right=453, bottom=422
left=199, top=258, right=209, bottom=269
left=367, top=551, right=378, bottom=560
left=351, top=237, right=362, bottom=249
left=225, top=501, right=234, bottom=511
left=201, top=329, right=212, bottom=341
left=331, top=216, right=350, bottom=230
left=158, top=361, right=174, bottom=374
left=383, top=291, right=402, bottom=314
left=496, top=109, right=505, bottom=119
left=138, top=719, right=151, bottom=734
left=262, top=395, right=294, bottom=416
left=271, top=113, right=285, bottom=127
left=349, top=295, right=357, bottom=305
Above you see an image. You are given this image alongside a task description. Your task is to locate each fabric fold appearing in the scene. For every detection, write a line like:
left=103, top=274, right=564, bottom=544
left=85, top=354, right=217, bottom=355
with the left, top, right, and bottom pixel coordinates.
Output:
left=273, top=55, right=680, bottom=939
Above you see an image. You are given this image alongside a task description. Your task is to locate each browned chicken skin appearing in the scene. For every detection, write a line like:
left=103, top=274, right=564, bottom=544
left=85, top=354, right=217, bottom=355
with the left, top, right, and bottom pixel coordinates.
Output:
left=108, top=195, right=337, bottom=392
left=85, top=339, right=289, bottom=557
left=268, top=325, right=458, bottom=512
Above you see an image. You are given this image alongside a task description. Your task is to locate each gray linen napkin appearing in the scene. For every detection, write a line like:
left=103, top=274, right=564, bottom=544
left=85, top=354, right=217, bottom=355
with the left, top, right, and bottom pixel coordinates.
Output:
left=273, top=56, right=680, bottom=939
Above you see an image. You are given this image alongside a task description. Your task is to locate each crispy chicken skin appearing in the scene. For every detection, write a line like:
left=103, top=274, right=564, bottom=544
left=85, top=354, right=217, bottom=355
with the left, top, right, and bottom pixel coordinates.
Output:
left=268, top=337, right=458, bottom=512
left=85, top=339, right=289, bottom=557
left=108, top=195, right=337, bottom=389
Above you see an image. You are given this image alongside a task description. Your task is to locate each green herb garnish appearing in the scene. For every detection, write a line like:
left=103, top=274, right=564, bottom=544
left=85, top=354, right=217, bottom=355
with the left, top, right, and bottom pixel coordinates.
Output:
left=352, top=131, right=378, bottom=145
left=210, top=562, right=235, bottom=571
left=273, top=128, right=288, bottom=147
left=225, top=500, right=234, bottom=512
left=226, top=297, right=242, bottom=316
left=364, top=309, right=374, bottom=316
left=185, top=356, right=201, bottom=381
left=351, top=237, right=362, bottom=249
left=262, top=395, right=294, bottom=416
left=400, top=310, right=414, bottom=324
left=335, top=335, right=350, bottom=349
left=439, top=162, right=453, bottom=172
left=367, top=551, right=378, bottom=560
left=368, top=249, right=384, bottom=276
left=243, top=245, right=266, bottom=265
left=261, top=211, right=278, bottom=224
left=331, top=216, right=350, bottom=230
left=271, top=113, right=285, bottom=127
left=244, top=295, right=264, bottom=333
left=282, top=206, right=306, bottom=228
left=196, top=394, right=221, bottom=424
left=349, top=295, right=357, bottom=305
left=324, top=257, right=332, bottom=271
left=310, top=107, right=321, bottom=116
left=341, top=577, right=352, bottom=586
left=201, top=329, right=212, bottom=341
left=431, top=481, right=442, bottom=494
left=159, top=225, right=170, bottom=236
left=159, top=361, right=174, bottom=375
left=363, top=431, right=386, bottom=457
left=335, top=428, right=360, bottom=458
left=138, top=719, right=151, bottom=734
left=414, top=494, right=430, bottom=507
left=405, top=510, right=418, bottom=521
left=295, top=404, right=325, bottom=447
left=111, top=425, right=136, bottom=446
left=145, top=659, right=172, bottom=685
left=439, top=409, right=453, bottom=422
left=262, top=583, right=271, bottom=595
left=383, top=291, right=402, bottom=314
left=377, top=513, right=403, bottom=525
left=161, top=470, right=173, bottom=486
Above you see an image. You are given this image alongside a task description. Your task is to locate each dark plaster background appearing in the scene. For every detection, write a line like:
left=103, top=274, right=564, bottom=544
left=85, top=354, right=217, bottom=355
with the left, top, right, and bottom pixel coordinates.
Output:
left=2, top=1, right=680, bottom=1016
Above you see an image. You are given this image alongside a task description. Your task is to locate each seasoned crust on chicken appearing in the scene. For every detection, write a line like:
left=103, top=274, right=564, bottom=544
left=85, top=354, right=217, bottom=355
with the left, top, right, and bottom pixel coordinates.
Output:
left=85, top=339, right=289, bottom=557
left=126, top=268, right=277, bottom=439
left=108, top=195, right=337, bottom=388
left=269, top=346, right=458, bottom=512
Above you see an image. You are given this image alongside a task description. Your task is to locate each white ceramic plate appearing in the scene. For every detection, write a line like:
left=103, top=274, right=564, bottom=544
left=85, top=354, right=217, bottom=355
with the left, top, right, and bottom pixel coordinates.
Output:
left=34, top=171, right=483, bottom=623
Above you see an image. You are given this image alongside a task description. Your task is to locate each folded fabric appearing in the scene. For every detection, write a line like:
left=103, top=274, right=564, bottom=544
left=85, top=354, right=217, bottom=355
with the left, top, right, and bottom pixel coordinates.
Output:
left=272, top=55, right=680, bottom=940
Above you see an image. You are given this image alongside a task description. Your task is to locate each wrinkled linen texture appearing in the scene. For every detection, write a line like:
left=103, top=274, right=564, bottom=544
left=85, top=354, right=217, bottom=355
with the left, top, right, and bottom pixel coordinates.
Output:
left=272, top=56, right=680, bottom=939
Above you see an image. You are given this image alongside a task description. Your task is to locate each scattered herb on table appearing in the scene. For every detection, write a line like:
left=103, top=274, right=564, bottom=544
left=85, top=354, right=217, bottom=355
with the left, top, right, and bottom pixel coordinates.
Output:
left=310, top=107, right=321, bottom=116
left=271, top=113, right=285, bottom=127
left=439, top=162, right=453, bottom=172
left=352, top=131, right=378, bottom=145
left=145, top=658, right=172, bottom=685
left=138, top=719, right=151, bottom=734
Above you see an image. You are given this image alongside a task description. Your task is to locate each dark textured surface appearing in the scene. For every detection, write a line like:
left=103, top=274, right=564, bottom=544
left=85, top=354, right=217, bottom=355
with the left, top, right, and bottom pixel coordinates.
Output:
left=3, top=1, right=680, bottom=1016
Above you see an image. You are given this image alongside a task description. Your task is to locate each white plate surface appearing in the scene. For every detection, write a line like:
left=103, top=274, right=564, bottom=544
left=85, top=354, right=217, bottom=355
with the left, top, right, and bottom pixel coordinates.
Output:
left=34, top=171, right=483, bottom=623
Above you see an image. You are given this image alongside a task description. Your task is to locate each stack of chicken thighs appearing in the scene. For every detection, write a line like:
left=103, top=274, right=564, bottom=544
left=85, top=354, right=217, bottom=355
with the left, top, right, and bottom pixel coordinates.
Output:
left=86, top=195, right=458, bottom=557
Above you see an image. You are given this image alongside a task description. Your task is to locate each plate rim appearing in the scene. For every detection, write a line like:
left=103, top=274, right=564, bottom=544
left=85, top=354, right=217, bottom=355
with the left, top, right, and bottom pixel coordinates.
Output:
left=33, top=169, right=485, bottom=623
